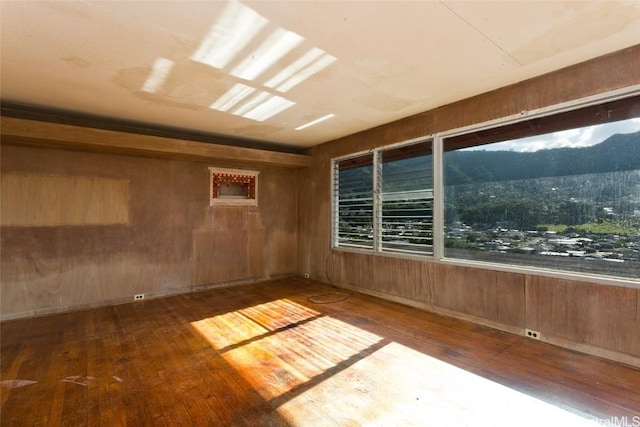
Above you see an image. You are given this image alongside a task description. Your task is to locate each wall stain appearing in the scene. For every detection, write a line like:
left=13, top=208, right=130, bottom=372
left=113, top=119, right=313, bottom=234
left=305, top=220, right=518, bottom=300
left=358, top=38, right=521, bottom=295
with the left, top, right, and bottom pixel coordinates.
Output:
left=114, top=60, right=231, bottom=110
left=62, top=56, right=91, bottom=69
left=511, top=4, right=639, bottom=65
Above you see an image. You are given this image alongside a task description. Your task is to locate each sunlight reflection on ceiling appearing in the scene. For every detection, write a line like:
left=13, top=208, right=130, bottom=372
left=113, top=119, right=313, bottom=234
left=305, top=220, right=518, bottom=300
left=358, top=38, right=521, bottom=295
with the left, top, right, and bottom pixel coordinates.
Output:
left=141, top=57, right=175, bottom=94
left=190, top=298, right=601, bottom=426
left=190, top=1, right=267, bottom=70
left=230, top=28, right=303, bottom=82
left=142, top=0, right=336, bottom=127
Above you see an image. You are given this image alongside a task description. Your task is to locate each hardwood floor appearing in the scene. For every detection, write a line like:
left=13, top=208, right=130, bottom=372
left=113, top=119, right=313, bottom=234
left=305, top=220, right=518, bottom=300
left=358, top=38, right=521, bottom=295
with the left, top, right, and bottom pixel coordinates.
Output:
left=2, top=277, right=639, bottom=426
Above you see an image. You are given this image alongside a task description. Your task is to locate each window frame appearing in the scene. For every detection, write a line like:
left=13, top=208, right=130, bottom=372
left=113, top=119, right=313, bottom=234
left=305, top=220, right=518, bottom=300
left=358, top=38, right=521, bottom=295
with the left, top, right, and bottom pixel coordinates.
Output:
left=332, top=151, right=376, bottom=251
left=378, top=142, right=435, bottom=255
left=330, top=84, right=640, bottom=288
left=331, top=137, right=434, bottom=257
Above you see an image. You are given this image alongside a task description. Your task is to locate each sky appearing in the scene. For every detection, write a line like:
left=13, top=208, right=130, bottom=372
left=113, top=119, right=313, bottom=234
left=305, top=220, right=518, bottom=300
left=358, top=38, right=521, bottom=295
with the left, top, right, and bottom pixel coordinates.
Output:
left=465, top=117, right=640, bottom=152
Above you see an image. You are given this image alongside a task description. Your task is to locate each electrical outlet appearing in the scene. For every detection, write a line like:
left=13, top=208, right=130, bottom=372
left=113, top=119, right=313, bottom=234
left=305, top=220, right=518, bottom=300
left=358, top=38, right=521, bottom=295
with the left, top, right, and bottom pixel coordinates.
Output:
left=525, top=329, right=540, bottom=340
left=304, top=273, right=310, bottom=279
left=134, top=294, right=144, bottom=301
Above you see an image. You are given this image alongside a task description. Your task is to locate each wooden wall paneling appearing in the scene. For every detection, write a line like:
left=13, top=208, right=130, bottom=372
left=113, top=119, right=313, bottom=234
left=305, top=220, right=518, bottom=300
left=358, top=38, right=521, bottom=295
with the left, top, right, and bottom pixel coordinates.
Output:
left=1, top=117, right=312, bottom=168
left=158, top=160, right=203, bottom=289
left=491, top=270, right=526, bottom=328
left=1, top=141, right=300, bottom=319
left=297, top=154, right=333, bottom=281
left=432, top=265, right=525, bottom=328
left=101, top=153, right=199, bottom=296
left=1, top=174, right=63, bottom=226
left=262, top=227, right=296, bottom=277
left=526, top=276, right=640, bottom=359
left=248, top=211, right=266, bottom=279
left=259, top=168, right=298, bottom=276
left=0, top=171, right=128, bottom=228
left=296, top=163, right=312, bottom=277
left=295, top=164, right=313, bottom=277
left=165, top=159, right=206, bottom=241
left=0, top=246, right=62, bottom=315
left=329, top=251, right=373, bottom=289
left=0, top=146, right=171, bottom=313
left=192, top=207, right=250, bottom=285
left=371, top=256, right=434, bottom=303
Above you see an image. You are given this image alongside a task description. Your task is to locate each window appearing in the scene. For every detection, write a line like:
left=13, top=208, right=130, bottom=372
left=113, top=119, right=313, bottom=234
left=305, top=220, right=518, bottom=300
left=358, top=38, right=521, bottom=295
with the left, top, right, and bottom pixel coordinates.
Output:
left=334, top=154, right=374, bottom=249
left=380, top=143, right=434, bottom=254
left=332, top=92, right=639, bottom=282
left=442, top=95, right=640, bottom=280
left=333, top=140, right=433, bottom=255
left=209, top=167, right=259, bottom=206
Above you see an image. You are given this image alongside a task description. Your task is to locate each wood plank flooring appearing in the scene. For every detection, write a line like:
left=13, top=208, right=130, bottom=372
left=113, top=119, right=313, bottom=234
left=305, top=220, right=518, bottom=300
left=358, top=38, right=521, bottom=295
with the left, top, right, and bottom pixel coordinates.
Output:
left=2, top=277, right=639, bottom=426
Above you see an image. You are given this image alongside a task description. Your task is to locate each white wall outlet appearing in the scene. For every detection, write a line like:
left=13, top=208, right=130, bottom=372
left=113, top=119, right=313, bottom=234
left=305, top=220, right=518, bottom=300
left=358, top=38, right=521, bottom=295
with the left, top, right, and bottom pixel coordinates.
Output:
left=134, top=294, right=145, bottom=301
left=304, top=273, right=310, bottom=279
left=525, top=329, right=541, bottom=340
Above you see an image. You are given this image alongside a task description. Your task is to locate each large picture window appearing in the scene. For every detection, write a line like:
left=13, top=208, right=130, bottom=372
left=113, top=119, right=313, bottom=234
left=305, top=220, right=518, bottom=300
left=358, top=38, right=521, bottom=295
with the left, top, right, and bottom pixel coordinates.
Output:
left=333, top=140, right=433, bottom=255
left=332, top=92, right=639, bottom=282
left=332, top=94, right=640, bottom=280
left=443, top=96, right=640, bottom=280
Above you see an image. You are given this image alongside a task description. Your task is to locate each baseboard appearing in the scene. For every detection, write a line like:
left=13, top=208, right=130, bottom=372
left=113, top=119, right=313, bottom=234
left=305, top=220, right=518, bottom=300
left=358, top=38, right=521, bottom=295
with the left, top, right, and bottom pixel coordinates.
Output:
left=335, top=282, right=640, bottom=370
left=0, top=273, right=296, bottom=322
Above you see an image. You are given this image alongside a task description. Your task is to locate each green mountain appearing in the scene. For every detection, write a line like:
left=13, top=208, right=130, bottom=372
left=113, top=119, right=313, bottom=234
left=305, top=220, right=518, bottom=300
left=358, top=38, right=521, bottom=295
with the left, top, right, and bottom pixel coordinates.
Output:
left=444, top=131, right=640, bottom=186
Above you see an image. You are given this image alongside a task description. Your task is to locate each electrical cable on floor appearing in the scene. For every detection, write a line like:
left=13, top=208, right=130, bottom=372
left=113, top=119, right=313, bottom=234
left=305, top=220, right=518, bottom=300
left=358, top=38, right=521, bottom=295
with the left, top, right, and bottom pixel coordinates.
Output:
left=306, top=252, right=352, bottom=304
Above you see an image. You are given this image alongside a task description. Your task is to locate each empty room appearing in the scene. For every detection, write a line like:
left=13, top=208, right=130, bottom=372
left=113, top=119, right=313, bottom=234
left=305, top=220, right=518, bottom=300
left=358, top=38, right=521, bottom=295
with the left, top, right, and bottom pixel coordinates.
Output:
left=1, top=1, right=639, bottom=425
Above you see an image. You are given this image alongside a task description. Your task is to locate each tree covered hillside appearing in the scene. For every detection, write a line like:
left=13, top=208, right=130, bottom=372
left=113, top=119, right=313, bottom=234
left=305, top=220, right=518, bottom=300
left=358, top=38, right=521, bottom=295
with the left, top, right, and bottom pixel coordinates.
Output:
left=444, top=131, right=640, bottom=232
left=444, top=131, right=640, bottom=186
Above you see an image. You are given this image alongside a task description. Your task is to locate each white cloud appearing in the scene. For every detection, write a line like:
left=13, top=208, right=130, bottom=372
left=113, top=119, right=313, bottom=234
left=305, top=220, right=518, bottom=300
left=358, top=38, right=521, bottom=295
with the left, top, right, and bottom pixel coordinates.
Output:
left=466, top=117, right=640, bottom=152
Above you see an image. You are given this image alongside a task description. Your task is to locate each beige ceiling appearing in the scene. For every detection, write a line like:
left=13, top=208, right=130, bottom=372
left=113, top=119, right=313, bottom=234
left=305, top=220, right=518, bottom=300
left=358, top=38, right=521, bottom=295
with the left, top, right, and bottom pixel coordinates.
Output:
left=2, top=1, right=640, bottom=150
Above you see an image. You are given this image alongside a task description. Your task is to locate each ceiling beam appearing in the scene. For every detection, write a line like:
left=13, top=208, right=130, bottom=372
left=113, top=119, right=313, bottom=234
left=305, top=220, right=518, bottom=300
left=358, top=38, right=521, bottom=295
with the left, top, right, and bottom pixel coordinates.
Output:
left=0, top=117, right=311, bottom=168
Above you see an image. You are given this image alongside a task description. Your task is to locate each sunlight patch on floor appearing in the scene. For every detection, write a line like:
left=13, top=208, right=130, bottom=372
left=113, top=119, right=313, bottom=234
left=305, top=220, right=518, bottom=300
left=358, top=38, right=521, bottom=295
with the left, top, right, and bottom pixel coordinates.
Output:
left=192, top=300, right=599, bottom=426
left=191, top=298, right=383, bottom=400
left=280, top=341, right=600, bottom=426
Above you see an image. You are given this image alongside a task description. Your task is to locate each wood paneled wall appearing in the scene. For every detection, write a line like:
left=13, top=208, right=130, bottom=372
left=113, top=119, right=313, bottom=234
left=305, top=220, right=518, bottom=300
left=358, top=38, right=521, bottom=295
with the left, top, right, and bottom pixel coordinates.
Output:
left=1, top=142, right=299, bottom=320
left=1, top=173, right=129, bottom=226
left=298, top=45, right=640, bottom=367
